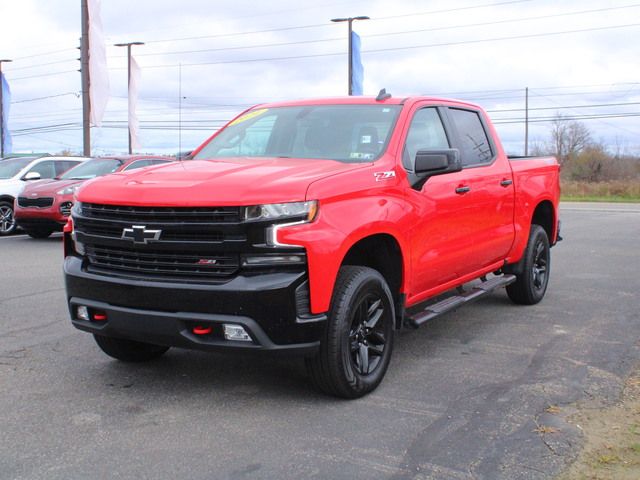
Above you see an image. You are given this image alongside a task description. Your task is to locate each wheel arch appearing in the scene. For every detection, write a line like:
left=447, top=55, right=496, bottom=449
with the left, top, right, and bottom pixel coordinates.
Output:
left=531, top=199, right=555, bottom=242
left=340, top=233, right=405, bottom=328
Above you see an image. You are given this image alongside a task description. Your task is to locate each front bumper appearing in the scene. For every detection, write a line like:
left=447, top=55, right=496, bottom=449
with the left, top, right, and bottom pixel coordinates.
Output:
left=64, top=256, right=326, bottom=355
left=14, top=201, right=69, bottom=231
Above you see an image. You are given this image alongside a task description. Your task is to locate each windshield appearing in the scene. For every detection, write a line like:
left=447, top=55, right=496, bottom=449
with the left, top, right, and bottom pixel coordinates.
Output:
left=59, top=158, right=123, bottom=180
left=193, top=105, right=402, bottom=163
left=0, top=157, right=34, bottom=179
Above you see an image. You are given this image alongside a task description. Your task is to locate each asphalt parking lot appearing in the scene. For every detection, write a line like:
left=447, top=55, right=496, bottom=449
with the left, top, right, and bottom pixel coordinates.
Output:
left=1, top=202, right=639, bottom=480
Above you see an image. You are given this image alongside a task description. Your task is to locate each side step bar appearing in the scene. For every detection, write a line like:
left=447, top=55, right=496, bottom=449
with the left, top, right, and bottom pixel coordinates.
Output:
left=405, top=274, right=516, bottom=329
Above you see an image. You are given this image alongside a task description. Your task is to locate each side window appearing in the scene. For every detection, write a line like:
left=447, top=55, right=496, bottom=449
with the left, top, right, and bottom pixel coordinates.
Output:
left=403, top=108, right=449, bottom=170
left=27, top=160, right=57, bottom=179
left=55, top=161, right=81, bottom=176
left=448, top=108, right=493, bottom=166
left=123, top=160, right=151, bottom=171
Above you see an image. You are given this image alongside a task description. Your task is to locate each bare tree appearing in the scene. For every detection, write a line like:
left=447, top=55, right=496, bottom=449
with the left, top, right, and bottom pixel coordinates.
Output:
left=549, top=114, right=591, bottom=166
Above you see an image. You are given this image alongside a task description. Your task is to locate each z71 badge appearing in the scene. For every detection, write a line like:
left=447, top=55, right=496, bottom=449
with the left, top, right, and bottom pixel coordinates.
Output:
left=374, top=171, right=396, bottom=181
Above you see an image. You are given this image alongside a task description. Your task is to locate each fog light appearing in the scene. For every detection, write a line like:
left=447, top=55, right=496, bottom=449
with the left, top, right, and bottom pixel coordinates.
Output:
left=223, top=324, right=252, bottom=342
left=77, top=305, right=90, bottom=321
left=92, top=311, right=107, bottom=322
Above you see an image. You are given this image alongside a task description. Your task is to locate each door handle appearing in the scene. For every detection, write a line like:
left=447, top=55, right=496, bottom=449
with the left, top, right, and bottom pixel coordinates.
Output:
left=455, top=186, right=471, bottom=194
left=500, top=179, right=513, bottom=187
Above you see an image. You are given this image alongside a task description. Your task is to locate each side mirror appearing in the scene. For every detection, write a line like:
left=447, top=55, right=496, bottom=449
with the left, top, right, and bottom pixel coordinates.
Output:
left=414, top=149, right=461, bottom=177
left=23, top=171, right=41, bottom=181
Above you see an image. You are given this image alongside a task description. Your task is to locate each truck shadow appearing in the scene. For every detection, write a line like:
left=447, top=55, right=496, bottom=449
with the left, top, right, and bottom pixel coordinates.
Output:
left=86, top=294, right=516, bottom=402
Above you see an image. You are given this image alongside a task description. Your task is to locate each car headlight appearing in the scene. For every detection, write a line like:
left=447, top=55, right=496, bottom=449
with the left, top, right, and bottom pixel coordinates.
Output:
left=57, top=185, right=79, bottom=195
left=245, top=201, right=318, bottom=222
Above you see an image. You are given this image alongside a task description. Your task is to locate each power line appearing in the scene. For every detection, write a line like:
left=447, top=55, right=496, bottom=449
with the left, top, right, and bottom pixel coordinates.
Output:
left=11, top=92, right=80, bottom=104
left=488, top=101, right=640, bottom=113
left=8, top=69, right=78, bottom=81
left=8, top=58, right=80, bottom=72
left=142, top=0, right=533, bottom=45
left=122, top=22, right=640, bottom=71
left=492, top=112, right=640, bottom=124
left=115, top=3, right=635, bottom=60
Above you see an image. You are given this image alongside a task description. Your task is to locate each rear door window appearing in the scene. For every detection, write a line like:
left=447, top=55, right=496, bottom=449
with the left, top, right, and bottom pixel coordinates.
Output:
left=447, top=108, right=493, bottom=167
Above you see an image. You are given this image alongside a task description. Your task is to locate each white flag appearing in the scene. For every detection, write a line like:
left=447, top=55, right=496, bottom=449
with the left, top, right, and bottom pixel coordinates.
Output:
left=129, top=56, right=141, bottom=150
left=88, top=0, right=109, bottom=127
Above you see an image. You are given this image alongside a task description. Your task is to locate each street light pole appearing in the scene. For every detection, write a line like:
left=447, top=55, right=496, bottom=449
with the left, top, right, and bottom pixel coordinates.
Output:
left=114, top=41, right=144, bottom=154
left=0, top=59, right=13, bottom=158
left=330, top=16, right=369, bottom=96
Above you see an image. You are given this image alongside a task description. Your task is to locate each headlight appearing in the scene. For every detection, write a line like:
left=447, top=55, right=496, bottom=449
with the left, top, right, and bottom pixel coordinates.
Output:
left=245, top=201, right=318, bottom=222
left=57, top=185, right=79, bottom=195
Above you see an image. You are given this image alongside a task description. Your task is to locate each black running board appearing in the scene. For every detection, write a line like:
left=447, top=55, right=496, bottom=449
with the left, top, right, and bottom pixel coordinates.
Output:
left=405, top=275, right=516, bottom=329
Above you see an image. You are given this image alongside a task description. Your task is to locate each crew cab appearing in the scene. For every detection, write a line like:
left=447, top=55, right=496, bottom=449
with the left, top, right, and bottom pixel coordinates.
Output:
left=15, top=155, right=173, bottom=238
left=64, top=95, right=560, bottom=398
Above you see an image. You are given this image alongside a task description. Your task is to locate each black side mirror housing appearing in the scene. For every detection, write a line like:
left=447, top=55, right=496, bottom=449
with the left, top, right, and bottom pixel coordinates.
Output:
left=414, top=149, right=461, bottom=177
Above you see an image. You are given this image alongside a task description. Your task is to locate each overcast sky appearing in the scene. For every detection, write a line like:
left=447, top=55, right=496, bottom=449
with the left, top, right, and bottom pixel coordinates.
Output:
left=1, top=0, right=639, bottom=156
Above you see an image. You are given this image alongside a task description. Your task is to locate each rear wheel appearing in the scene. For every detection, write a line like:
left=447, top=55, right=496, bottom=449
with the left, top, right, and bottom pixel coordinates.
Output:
left=93, top=334, right=169, bottom=362
left=306, top=266, right=395, bottom=399
left=0, top=201, right=16, bottom=235
left=26, top=228, right=53, bottom=239
left=506, top=224, right=550, bottom=305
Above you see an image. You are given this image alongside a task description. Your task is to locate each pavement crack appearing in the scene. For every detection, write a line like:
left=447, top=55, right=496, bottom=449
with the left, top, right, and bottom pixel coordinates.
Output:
left=1, top=287, right=65, bottom=304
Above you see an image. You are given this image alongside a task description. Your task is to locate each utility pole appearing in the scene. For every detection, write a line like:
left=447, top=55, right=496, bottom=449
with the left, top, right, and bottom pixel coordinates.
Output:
left=114, top=42, right=144, bottom=154
left=525, top=86, right=529, bottom=156
left=330, top=16, right=369, bottom=96
left=0, top=59, right=12, bottom=158
left=80, top=0, right=90, bottom=156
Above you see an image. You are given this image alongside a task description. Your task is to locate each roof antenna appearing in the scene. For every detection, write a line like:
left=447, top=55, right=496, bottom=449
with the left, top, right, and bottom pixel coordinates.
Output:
left=376, top=88, right=391, bottom=101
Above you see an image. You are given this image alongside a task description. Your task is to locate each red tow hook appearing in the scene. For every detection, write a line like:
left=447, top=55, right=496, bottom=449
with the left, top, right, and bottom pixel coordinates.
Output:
left=192, top=326, right=212, bottom=335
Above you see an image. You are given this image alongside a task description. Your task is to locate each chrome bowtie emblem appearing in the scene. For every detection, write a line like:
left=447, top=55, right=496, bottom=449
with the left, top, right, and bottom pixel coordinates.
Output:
left=122, top=225, right=162, bottom=244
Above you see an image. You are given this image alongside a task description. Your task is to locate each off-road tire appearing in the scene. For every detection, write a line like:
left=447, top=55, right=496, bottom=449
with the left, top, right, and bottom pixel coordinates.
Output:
left=506, top=224, right=550, bottom=305
left=93, top=334, right=169, bottom=362
left=306, top=266, right=395, bottom=399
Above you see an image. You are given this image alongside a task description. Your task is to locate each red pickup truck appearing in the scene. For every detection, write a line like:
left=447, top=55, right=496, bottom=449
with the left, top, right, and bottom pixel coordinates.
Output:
left=64, top=94, right=560, bottom=398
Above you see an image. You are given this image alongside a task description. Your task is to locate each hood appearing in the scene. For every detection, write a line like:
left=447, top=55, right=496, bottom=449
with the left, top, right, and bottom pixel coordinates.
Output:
left=19, top=179, right=84, bottom=197
left=76, top=158, right=367, bottom=206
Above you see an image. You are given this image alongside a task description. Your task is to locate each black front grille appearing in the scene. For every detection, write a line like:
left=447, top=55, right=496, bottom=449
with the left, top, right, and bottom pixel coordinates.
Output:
left=74, top=203, right=256, bottom=283
left=85, top=245, right=239, bottom=281
left=80, top=203, right=243, bottom=224
left=74, top=217, right=229, bottom=243
left=18, top=197, right=54, bottom=208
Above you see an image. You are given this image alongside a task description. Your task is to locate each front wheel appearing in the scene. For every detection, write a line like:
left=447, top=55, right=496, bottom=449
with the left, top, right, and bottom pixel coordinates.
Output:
left=306, top=266, right=395, bottom=399
left=0, top=201, right=16, bottom=235
left=93, top=334, right=169, bottom=362
left=506, top=224, right=551, bottom=305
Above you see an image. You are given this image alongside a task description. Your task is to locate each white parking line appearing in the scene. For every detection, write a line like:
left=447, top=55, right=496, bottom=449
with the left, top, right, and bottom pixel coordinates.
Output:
left=0, top=232, right=62, bottom=240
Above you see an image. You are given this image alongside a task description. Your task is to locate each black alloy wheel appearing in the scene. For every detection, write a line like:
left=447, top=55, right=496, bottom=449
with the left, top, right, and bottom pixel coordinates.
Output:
left=349, top=294, right=388, bottom=375
left=306, top=266, right=395, bottom=398
left=506, top=224, right=551, bottom=305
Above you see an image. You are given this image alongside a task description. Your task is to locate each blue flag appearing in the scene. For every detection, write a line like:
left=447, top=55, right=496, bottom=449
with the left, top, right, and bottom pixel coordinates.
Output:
left=1, top=73, right=11, bottom=155
left=351, top=31, right=364, bottom=96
